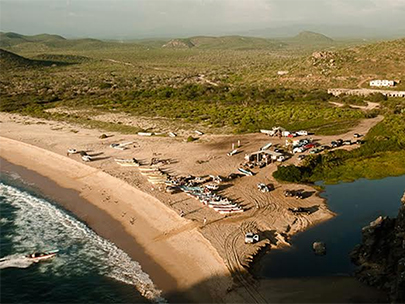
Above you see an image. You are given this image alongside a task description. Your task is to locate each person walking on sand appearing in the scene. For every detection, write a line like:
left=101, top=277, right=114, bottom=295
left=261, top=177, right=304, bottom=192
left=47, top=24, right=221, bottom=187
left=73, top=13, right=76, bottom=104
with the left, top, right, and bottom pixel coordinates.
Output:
left=203, top=217, right=207, bottom=226
left=180, top=210, right=185, bottom=217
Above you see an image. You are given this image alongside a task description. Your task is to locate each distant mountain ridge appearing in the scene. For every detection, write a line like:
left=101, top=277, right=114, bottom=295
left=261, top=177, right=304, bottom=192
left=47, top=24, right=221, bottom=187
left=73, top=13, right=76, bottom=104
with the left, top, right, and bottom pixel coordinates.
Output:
left=0, top=32, right=66, bottom=47
left=293, top=31, right=334, bottom=43
left=161, top=35, right=283, bottom=50
left=0, top=32, right=109, bottom=51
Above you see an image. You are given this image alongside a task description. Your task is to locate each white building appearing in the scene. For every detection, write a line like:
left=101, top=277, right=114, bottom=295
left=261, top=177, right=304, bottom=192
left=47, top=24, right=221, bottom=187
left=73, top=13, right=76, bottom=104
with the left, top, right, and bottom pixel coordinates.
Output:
left=370, top=80, right=396, bottom=87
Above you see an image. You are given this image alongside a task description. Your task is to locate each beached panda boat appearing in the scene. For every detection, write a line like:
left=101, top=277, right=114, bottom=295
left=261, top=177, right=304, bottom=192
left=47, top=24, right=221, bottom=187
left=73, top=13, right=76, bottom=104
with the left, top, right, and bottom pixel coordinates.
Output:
left=26, top=250, right=59, bottom=262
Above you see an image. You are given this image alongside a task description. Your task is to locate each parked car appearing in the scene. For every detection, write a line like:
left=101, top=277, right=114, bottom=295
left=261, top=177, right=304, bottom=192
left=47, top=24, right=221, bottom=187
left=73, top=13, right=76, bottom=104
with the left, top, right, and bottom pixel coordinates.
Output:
left=277, top=156, right=286, bottom=162
left=245, top=233, right=260, bottom=244
left=304, top=143, right=317, bottom=149
left=298, top=155, right=306, bottom=161
left=353, top=133, right=363, bottom=138
left=293, top=147, right=305, bottom=154
left=343, top=140, right=352, bottom=145
left=309, top=148, right=322, bottom=154
left=297, top=130, right=308, bottom=136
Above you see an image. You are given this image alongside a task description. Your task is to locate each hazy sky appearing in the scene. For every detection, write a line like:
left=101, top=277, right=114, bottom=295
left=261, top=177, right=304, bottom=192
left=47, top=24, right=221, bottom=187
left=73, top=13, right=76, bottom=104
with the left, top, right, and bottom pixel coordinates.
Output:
left=1, top=0, right=405, bottom=38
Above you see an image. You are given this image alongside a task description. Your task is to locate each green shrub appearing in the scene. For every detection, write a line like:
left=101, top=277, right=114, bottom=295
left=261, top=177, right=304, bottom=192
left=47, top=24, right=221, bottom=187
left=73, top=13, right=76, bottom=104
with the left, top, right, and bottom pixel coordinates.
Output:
left=273, top=165, right=303, bottom=182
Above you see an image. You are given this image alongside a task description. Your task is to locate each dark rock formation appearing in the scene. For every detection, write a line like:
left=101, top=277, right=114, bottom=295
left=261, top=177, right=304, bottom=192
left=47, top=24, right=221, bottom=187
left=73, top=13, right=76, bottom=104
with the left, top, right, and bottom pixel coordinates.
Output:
left=312, top=241, right=326, bottom=255
left=350, top=193, right=405, bottom=303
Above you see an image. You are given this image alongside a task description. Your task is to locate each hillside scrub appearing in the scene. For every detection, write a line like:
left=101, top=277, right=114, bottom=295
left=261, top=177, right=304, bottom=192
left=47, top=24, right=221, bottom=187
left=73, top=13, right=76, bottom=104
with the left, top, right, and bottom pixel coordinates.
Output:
left=0, top=84, right=367, bottom=135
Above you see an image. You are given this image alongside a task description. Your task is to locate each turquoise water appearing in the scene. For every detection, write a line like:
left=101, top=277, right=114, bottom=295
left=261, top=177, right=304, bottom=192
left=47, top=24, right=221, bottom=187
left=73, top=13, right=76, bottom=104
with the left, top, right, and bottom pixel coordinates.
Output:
left=259, top=175, right=405, bottom=278
left=0, top=173, right=165, bottom=303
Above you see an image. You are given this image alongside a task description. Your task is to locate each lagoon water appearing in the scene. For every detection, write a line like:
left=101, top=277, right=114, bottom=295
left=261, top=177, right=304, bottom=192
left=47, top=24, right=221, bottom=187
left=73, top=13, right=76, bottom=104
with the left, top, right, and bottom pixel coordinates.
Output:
left=259, top=175, right=405, bottom=278
left=0, top=173, right=164, bottom=303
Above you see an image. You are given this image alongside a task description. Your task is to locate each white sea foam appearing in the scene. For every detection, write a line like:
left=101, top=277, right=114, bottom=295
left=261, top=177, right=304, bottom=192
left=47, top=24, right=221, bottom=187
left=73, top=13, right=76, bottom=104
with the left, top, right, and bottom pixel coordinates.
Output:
left=0, top=183, right=166, bottom=303
left=0, top=254, right=34, bottom=269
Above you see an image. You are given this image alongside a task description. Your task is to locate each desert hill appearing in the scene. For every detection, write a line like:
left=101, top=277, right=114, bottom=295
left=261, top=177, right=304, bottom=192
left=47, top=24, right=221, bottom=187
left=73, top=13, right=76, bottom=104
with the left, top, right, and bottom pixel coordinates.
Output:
left=0, top=48, right=72, bottom=69
left=162, top=35, right=283, bottom=50
left=0, top=32, right=114, bottom=51
left=293, top=31, right=334, bottom=43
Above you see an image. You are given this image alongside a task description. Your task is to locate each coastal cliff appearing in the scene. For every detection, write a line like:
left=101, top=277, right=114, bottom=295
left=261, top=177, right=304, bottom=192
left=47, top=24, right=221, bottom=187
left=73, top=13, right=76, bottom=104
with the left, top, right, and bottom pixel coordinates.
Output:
left=351, top=192, right=405, bottom=302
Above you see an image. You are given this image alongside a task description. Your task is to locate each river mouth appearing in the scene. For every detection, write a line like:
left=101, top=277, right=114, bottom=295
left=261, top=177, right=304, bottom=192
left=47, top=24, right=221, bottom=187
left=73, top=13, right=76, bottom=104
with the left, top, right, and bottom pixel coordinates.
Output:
left=256, top=175, right=405, bottom=279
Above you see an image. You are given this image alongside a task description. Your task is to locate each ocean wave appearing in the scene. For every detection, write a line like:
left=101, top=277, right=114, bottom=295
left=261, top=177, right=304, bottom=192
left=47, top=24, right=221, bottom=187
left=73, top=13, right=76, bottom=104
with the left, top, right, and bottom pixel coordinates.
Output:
left=0, top=183, right=166, bottom=303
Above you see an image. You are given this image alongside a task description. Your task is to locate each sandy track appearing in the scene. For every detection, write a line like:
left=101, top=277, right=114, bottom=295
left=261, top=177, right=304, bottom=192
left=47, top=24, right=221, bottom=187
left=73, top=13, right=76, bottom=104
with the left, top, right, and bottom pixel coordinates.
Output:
left=329, top=101, right=380, bottom=111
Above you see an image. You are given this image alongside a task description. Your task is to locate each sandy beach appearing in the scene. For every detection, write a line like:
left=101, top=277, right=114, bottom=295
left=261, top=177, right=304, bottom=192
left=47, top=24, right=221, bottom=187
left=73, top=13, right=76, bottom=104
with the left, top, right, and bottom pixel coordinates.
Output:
left=0, top=112, right=383, bottom=302
left=0, top=136, right=234, bottom=303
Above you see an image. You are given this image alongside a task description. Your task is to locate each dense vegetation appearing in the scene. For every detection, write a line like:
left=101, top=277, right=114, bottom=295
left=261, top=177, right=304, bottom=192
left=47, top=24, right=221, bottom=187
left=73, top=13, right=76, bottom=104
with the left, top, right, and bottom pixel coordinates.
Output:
left=0, top=80, right=368, bottom=134
left=274, top=102, right=405, bottom=183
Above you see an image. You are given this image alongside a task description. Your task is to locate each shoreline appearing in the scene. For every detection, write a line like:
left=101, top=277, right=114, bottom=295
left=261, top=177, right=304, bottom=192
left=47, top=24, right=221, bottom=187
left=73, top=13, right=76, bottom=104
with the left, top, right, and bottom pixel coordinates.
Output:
left=0, top=136, right=235, bottom=303
left=0, top=157, right=183, bottom=302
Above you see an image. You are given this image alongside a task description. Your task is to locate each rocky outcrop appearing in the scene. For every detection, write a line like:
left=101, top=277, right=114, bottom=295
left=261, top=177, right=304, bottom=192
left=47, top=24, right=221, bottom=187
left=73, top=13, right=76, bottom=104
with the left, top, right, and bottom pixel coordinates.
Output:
left=312, top=241, right=326, bottom=255
left=350, top=193, right=405, bottom=302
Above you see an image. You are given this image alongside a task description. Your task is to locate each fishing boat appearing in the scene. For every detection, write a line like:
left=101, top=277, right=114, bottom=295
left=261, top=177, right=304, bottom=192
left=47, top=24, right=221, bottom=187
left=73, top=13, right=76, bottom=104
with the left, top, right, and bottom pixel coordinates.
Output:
left=114, top=158, right=140, bottom=167
left=26, top=250, right=59, bottom=262
left=238, top=168, right=254, bottom=176
left=227, top=149, right=238, bottom=156
left=260, top=143, right=272, bottom=151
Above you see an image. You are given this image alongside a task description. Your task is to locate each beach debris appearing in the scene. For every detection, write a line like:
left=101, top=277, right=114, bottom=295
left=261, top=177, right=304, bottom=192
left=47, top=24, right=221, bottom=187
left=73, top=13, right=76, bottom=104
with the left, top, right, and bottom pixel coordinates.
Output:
left=312, top=241, right=326, bottom=255
left=99, top=134, right=108, bottom=139
left=245, top=233, right=260, bottom=244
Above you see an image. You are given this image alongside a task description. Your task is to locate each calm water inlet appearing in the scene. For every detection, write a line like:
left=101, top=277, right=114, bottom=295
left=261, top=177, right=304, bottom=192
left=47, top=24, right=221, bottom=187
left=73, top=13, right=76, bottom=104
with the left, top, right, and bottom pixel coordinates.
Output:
left=259, top=175, right=405, bottom=278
